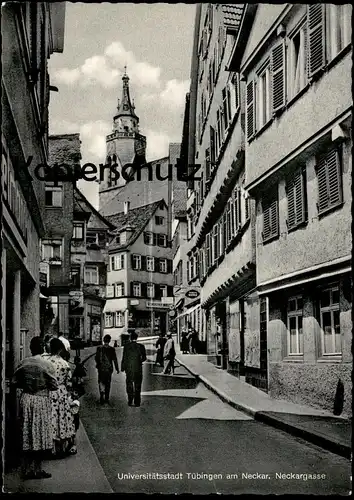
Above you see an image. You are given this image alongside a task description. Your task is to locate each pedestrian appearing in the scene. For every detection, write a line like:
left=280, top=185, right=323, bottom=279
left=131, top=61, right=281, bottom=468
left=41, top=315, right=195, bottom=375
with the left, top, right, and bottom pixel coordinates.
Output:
left=42, top=334, right=53, bottom=358
left=180, top=329, right=189, bottom=354
left=95, top=334, right=119, bottom=405
left=155, top=333, right=167, bottom=367
left=47, top=337, right=76, bottom=457
left=11, top=336, right=58, bottom=480
left=121, top=331, right=147, bottom=407
left=58, top=332, right=71, bottom=361
left=163, top=332, right=176, bottom=375
left=188, top=327, right=198, bottom=354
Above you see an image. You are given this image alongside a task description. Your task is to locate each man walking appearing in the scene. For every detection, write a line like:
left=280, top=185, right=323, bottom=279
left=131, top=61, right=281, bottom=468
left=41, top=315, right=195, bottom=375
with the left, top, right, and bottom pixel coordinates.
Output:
left=121, top=331, right=146, bottom=407
left=95, top=334, right=119, bottom=404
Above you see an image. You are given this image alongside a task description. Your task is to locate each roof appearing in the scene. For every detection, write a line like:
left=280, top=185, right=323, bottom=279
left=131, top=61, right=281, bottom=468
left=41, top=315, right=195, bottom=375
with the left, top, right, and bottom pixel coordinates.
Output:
left=106, top=199, right=166, bottom=252
left=74, top=188, right=115, bottom=229
left=222, top=4, right=244, bottom=30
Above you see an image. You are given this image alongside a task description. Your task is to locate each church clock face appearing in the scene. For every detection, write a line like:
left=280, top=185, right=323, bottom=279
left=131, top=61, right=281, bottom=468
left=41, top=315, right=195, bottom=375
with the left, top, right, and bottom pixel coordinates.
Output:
left=123, top=104, right=129, bottom=111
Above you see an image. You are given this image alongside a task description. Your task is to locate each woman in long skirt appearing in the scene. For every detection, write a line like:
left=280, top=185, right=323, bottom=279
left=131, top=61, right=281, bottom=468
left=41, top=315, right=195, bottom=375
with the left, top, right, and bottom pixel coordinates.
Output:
left=47, top=338, right=76, bottom=457
left=12, top=336, right=58, bottom=480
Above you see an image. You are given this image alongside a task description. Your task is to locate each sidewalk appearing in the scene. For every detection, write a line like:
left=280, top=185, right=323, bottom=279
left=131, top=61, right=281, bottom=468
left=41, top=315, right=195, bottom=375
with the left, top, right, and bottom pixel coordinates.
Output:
left=4, top=410, right=113, bottom=493
left=175, top=349, right=352, bottom=460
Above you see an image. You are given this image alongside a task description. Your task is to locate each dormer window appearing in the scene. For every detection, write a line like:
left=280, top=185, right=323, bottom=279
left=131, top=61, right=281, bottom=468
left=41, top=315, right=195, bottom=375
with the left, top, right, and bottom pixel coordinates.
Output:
left=116, top=234, right=121, bottom=245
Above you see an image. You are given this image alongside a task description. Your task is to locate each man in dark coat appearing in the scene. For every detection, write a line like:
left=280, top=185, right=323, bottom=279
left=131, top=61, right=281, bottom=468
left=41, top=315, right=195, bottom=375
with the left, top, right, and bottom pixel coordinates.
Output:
left=121, top=331, right=146, bottom=407
left=95, top=334, right=119, bottom=404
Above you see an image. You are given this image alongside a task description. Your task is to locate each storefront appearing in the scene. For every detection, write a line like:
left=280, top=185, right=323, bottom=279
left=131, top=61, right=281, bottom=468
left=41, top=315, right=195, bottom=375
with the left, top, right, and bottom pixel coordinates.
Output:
left=86, top=304, right=103, bottom=345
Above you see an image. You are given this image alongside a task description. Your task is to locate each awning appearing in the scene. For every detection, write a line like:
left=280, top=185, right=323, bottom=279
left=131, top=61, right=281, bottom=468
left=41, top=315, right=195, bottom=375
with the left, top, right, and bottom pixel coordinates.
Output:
left=40, top=293, right=48, bottom=299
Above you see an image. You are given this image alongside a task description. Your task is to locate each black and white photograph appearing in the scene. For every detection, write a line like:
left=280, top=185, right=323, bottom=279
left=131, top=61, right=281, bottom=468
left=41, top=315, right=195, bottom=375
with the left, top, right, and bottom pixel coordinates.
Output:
left=1, top=2, right=352, bottom=494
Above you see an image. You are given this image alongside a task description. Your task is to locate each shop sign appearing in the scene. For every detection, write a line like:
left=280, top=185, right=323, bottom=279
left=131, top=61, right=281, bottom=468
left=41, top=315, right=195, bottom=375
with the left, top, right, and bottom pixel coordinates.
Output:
left=146, top=301, right=170, bottom=309
left=185, top=289, right=200, bottom=299
left=69, top=290, right=84, bottom=309
left=130, top=299, right=140, bottom=306
left=161, top=296, right=174, bottom=305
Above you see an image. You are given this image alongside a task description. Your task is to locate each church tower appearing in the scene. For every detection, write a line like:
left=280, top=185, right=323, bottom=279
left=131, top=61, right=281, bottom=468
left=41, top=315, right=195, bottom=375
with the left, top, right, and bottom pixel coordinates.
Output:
left=99, top=69, right=147, bottom=197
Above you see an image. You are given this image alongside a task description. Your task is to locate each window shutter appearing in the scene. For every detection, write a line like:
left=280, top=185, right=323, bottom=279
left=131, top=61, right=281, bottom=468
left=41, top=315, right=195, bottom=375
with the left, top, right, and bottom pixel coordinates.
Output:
left=210, top=127, right=215, bottom=164
left=271, top=41, right=286, bottom=113
left=168, top=286, right=174, bottom=297
left=141, top=283, right=147, bottom=298
left=152, top=233, right=157, bottom=245
left=270, top=199, right=278, bottom=237
left=122, top=283, right=125, bottom=296
left=206, top=233, right=210, bottom=269
left=262, top=204, right=271, bottom=241
left=246, top=80, right=255, bottom=139
left=316, top=156, right=328, bottom=213
left=141, top=255, right=146, bottom=271
left=155, top=257, right=160, bottom=272
left=327, top=149, right=342, bottom=206
left=155, top=285, right=161, bottom=300
left=287, top=181, right=296, bottom=229
left=307, top=4, right=325, bottom=79
left=130, top=282, right=134, bottom=297
left=295, top=171, right=305, bottom=224
left=167, top=259, right=173, bottom=273
left=143, top=232, right=148, bottom=244
left=131, top=254, right=135, bottom=269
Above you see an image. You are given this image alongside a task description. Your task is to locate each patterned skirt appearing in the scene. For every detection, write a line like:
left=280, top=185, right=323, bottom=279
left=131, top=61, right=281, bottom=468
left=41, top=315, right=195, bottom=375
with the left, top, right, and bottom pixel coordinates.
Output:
left=20, top=392, right=53, bottom=452
left=50, top=385, right=76, bottom=441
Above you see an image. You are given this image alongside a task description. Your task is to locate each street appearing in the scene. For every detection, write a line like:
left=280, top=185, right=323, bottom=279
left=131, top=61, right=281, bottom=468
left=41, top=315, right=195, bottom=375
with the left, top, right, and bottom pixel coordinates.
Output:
left=78, top=342, right=351, bottom=495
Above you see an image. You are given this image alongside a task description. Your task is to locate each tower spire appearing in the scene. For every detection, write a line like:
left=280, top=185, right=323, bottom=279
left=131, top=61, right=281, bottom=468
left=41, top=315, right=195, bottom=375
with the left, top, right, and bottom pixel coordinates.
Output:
left=115, top=68, right=138, bottom=119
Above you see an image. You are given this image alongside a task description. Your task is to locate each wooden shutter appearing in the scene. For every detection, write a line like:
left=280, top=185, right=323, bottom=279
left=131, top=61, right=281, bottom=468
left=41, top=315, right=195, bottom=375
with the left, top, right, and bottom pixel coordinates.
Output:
left=307, top=4, right=325, bottom=79
left=262, top=204, right=271, bottom=241
left=210, top=126, right=215, bottom=164
left=168, top=286, right=174, bottom=297
left=155, top=257, right=160, bottom=272
left=287, top=180, right=296, bottom=229
left=131, top=254, right=135, bottom=269
left=327, top=149, right=342, bottom=206
left=270, top=199, right=278, bottom=237
left=295, top=171, right=305, bottom=224
left=152, top=233, right=157, bottom=246
left=271, top=41, right=286, bottom=113
left=143, top=232, right=148, bottom=244
left=141, top=283, right=147, bottom=298
left=206, top=233, right=210, bottom=269
left=246, top=80, right=255, bottom=139
left=316, top=155, right=328, bottom=213
left=167, top=259, right=173, bottom=273
left=141, top=255, right=146, bottom=271
left=155, top=285, right=161, bottom=300
left=130, top=282, right=134, bottom=297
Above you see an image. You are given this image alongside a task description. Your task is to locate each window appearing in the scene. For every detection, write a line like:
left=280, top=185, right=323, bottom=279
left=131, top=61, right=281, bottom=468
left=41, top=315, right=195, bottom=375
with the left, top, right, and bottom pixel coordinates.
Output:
left=45, top=182, right=63, bottom=207
left=115, top=283, right=124, bottom=297
left=212, top=224, right=219, bottom=263
left=159, top=258, right=167, bottom=273
left=287, top=296, right=304, bottom=355
left=146, top=256, right=155, bottom=272
left=105, top=313, right=113, bottom=328
left=230, top=73, right=240, bottom=116
left=262, top=191, right=279, bottom=242
left=222, top=87, right=229, bottom=130
left=233, top=187, right=242, bottom=232
left=73, top=222, right=84, bottom=240
left=157, top=234, right=167, bottom=247
left=70, top=266, right=80, bottom=287
left=320, top=285, right=341, bottom=355
left=84, top=266, right=98, bottom=284
left=257, top=61, right=271, bottom=129
left=144, top=232, right=155, bottom=245
left=87, top=231, right=99, bottom=245
left=219, top=219, right=224, bottom=256
left=226, top=199, right=234, bottom=244
left=316, top=148, right=343, bottom=215
left=147, top=283, right=155, bottom=299
left=206, top=233, right=211, bottom=270
left=155, top=216, right=164, bottom=225
left=160, top=285, right=167, bottom=297
left=115, top=234, right=121, bottom=245
left=113, top=254, right=125, bottom=270
left=132, top=254, right=141, bottom=270
left=42, top=239, right=62, bottom=263
left=246, top=80, right=255, bottom=140
left=115, top=312, right=124, bottom=328
left=327, top=4, right=352, bottom=62
left=288, top=20, right=308, bottom=99
left=287, top=168, right=307, bottom=229
left=132, top=282, right=141, bottom=297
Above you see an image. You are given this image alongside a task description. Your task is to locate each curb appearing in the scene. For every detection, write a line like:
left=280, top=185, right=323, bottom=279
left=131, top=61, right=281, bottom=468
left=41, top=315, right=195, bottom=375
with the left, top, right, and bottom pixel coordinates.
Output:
left=176, top=356, right=351, bottom=461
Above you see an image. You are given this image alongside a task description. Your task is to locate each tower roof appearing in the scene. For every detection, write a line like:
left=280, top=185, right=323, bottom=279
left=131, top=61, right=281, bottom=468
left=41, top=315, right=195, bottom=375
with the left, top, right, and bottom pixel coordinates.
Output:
left=114, top=67, right=138, bottom=120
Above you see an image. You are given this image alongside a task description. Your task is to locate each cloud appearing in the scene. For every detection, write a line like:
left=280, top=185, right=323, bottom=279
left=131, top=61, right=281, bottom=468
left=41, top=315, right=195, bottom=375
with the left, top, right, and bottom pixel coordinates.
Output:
left=145, top=129, right=175, bottom=161
left=160, top=79, right=190, bottom=109
left=81, top=56, right=120, bottom=88
left=53, top=68, right=81, bottom=85
left=49, top=119, right=111, bottom=162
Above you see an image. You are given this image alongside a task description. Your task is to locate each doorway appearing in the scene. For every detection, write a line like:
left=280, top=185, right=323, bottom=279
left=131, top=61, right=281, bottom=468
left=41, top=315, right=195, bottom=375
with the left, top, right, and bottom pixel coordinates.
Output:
left=216, top=301, right=228, bottom=369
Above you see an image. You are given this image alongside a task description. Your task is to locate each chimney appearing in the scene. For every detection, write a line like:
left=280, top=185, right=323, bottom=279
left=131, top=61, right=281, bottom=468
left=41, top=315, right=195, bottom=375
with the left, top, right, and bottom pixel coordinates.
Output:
left=124, top=201, right=130, bottom=214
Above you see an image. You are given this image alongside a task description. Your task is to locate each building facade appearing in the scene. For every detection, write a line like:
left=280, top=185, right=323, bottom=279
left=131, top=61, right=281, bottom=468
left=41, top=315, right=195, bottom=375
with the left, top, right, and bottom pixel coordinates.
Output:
left=227, top=3, right=352, bottom=415
left=2, top=1, right=66, bottom=468
left=103, top=200, right=174, bottom=343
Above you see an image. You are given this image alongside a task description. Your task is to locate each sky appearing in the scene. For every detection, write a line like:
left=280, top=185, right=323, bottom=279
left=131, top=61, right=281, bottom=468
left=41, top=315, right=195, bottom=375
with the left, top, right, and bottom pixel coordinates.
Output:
left=48, top=2, right=196, bottom=209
